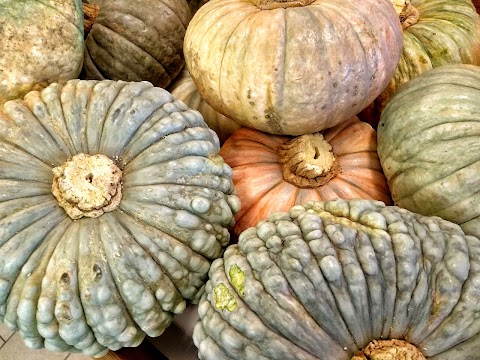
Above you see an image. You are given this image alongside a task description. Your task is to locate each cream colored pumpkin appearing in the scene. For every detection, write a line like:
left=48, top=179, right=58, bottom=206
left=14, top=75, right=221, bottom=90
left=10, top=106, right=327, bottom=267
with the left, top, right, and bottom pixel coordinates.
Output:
left=169, top=70, right=241, bottom=144
left=184, top=0, right=403, bottom=135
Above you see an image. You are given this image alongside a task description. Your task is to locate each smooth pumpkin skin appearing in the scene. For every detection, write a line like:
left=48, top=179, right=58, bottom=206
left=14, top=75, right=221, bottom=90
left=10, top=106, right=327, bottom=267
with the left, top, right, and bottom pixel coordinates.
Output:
left=0, top=80, right=240, bottom=357
left=169, top=70, right=242, bottom=145
left=84, top=0, right=191, bottom=89
left=377, top=64, right=480, bottom=239
left=184, top=0, right=403, bottom=135
left=193, top=198, right=480, bottom=359
left=220, top=117, right=392, bottom=237
left=0, top=0, right=84, bottom=104
left=361, top=0, right=480, bottom=126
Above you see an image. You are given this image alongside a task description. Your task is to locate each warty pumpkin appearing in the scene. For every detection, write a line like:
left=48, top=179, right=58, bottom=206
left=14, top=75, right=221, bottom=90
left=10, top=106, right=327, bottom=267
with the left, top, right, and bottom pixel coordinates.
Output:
left=220, top=117, right=392, bottom=236
left=184, top=0, right=403, bottom=135
left=83, top=0, right=190, bottom=89
left=169, top=70, right=242, bottom=145
left=360, top=0, right=480, bottom=127
left=193, top=198, right=480, bottom=359
left=0, top=0, right=84, bottom=104
left=377, top=64, right=480, bottom=239
left=0, top=80, right=240, bottom=357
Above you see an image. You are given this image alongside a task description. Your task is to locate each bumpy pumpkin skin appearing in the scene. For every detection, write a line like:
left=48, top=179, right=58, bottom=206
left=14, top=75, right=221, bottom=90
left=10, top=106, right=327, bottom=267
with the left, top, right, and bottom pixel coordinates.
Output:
left=0, top=80, right=240, bottom=357
left=0, top=0, right=84, bottom=104
left=220, top=116, right=392, bottom=236
left=361, top=0, right=480, bottom=126
left=83, top=0, right=191, bottom=89
left=193, top=198, right=480, bottom=360
left=377, top=64, right=480, bottom=239
left=184, top=0, right=403, bottom=135
left=169, top=70, right=242, bottom=144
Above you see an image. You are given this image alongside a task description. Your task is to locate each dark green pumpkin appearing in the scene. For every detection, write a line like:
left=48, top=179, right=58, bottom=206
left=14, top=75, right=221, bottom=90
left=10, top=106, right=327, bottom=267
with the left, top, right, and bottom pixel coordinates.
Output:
left=194, top=198, right=480, bottom=359
left=83, top=0, right=191, bottom=88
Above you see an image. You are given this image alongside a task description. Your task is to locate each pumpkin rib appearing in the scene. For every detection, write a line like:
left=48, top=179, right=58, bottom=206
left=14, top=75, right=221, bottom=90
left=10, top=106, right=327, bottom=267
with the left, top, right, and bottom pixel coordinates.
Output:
left=92, top=24, right=171, bottom=83
left=84, top=45, right=107, bottom=80
left=33, top=0, right=83, bottom=34
left=95, top=12, right=176, bottom=79
left=396, top=162, right=480, bottom=217
left=88, top=32, right=145, bottom=82
left=112, top=209, right=210, bottom=277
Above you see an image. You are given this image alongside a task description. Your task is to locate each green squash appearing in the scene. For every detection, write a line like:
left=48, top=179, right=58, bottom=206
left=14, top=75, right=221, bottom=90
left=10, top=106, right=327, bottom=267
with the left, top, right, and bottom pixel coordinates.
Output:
left=377, top=64, right=480, bottom=239
left=360, top=0, right=480, bottom=126
left=83, top=0, right=191, bottom=89
left=193, top=198, right=480, bottom=359
left=0, top=80, right=240, bottom=357
left=0, top=0, right=84, bottom=104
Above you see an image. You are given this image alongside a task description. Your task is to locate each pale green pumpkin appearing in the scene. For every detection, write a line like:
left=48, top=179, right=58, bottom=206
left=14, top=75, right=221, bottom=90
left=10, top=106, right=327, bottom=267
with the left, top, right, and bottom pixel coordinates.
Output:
left=377, top=64, right=480, bottom=239
left=194, top=198, right=480, bottom=359
left=361, top=0, right=480, bottom=125
left=0, top=80, right=240, bottom=357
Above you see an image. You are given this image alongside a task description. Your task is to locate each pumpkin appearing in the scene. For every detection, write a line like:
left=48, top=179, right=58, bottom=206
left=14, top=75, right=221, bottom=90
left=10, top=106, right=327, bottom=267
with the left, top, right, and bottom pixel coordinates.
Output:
left=193, top=198, right=480, bottom=360
left=377, top=63, right=480, bottom=239
left=0, top=0, right=84, bottom=104
left=0, top=80, right=240, bottom=357
left=360, top=0, right=480, bottom=127
left=184, top=0, right=403, bottom=135
left=83, top=0, right=190, bottom=89
left=219, top=116, right=392, bottom=237
left=169, top=70, right=242, bottom=145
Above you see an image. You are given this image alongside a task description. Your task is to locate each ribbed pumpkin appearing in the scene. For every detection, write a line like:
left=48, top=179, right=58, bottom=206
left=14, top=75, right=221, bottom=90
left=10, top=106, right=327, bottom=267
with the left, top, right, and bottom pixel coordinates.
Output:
left=184, top=0, right=403, bottom=135
left=0, top=0, right=84, bottom=104
left=219, top=116, right=392, bottom=236
left=188, top=0, right=209, bottom=16
left=0, top=80, right=240, bottom=357
left=169, top=70, right=242, bottom=144
left=360, top=0, right=480, bottom=126
left=194, top=198, right=480, bottom=360
left=377, top=64, right=480, bottom=239
left=83, top=0, right=190, bottom=89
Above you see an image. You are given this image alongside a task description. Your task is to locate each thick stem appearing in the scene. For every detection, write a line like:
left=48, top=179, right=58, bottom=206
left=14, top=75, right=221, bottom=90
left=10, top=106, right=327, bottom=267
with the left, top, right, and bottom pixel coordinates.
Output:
left=391, top=0, right=419, bottom=29
left=83, top=3, right=100, bottom=35
left=352, top=339, right=427, bottom=360
left=52, top=153, right=122, bottom=219
left=277, top=133, right=338, bottom=188
left=249, top=0, right=315, bottom=10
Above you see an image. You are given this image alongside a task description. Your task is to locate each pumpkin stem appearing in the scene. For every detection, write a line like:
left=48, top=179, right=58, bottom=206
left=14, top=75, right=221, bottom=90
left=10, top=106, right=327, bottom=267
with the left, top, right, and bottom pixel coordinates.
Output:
left=249, top=0, right=315, bottom=10
left=51, top=153, right=123, bottom=220
left=352, top=339, right=427, bottom=360
left=391, top=0, right=419, bottom=29
left=277, top=133, right=338, bottom=188
left=83, top=3, right=100, bottom=35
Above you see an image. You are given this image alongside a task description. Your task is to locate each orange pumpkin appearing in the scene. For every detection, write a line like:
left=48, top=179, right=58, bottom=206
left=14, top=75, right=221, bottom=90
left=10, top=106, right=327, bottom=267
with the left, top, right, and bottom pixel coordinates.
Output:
left=220, top=116, right=392, bottom=236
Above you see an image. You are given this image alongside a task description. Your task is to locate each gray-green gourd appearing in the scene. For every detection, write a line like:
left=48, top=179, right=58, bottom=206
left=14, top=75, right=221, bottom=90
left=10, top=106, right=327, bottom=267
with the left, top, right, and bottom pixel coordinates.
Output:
left=194, top=198, right=480, bottom=360
left=0, top=79, right=240, bottom=357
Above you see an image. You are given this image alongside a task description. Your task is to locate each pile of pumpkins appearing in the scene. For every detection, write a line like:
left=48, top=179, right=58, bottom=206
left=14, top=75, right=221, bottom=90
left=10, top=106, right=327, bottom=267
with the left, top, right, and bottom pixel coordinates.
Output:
left=0, top=0, right=479, bottom=359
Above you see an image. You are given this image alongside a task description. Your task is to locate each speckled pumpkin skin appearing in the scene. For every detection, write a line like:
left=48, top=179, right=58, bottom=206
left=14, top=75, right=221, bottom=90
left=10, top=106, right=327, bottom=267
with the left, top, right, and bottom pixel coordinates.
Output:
left=361, top=0, right=480, bottom=126
left=0, top=80, right=240, bottom=357
left=0, top=0, right=84, bottom=104
left=184, top=0, right=403, bottom=135
left=377, top=64, right=480, bottom=240
left=169, top=70, right=242, bottom=145
left=83, top=0, right=190, bottom=89
left=193, top=199, right=480, bottom=360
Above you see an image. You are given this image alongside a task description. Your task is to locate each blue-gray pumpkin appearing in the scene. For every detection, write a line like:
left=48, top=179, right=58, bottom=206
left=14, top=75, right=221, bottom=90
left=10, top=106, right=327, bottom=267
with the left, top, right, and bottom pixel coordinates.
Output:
left=0, top=80, right=240, bottom=357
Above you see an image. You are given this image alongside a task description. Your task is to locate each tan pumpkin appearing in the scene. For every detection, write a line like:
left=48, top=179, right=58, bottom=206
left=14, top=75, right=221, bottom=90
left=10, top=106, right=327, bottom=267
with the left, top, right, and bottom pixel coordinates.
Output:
left=219, top=116, right=392, bottom=236
left=184, top=0, right=403, bottom=135
left=169, top=70, right=242, bottom=144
